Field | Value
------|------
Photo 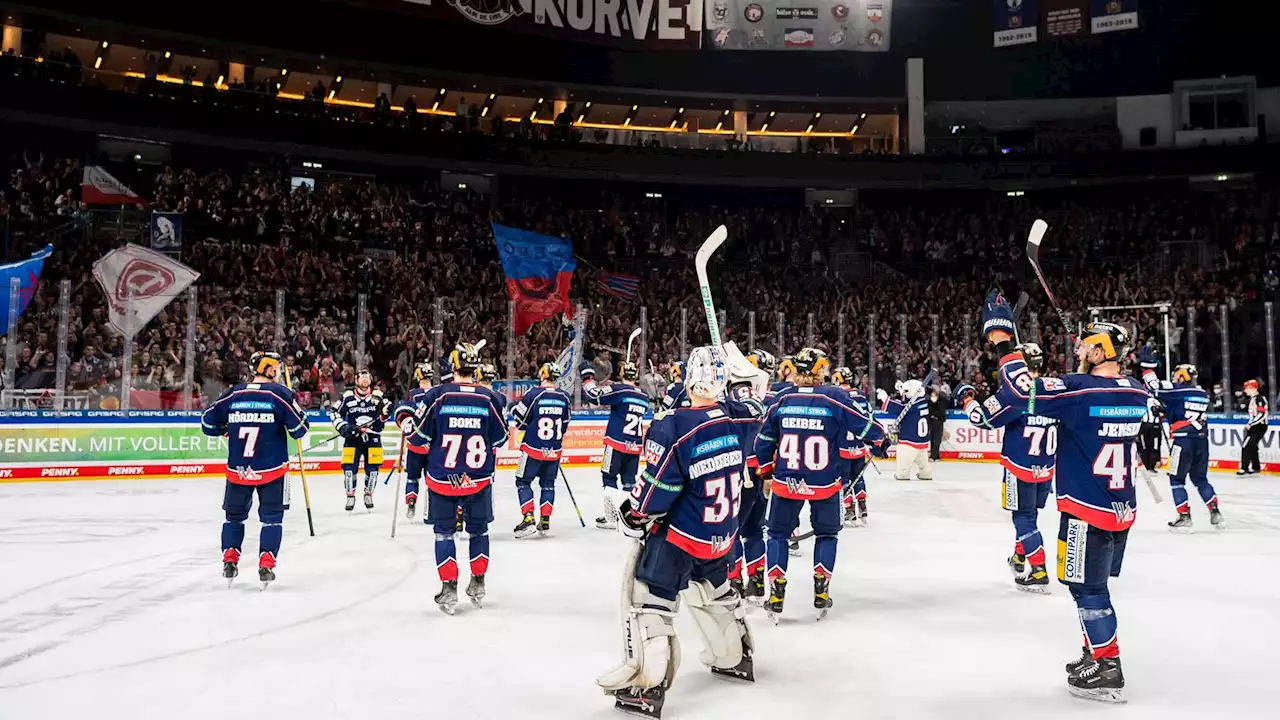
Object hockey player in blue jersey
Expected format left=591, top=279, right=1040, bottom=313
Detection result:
left=201, top=351, right=309, bottom=588
left=331, top=368, right=392, bottom=511
left=957, top=342, right=1058, bottom=593
left=832, top=366, right=877, bottom=526
left=596, top=345, right=760, bottom=719
left=509, top=363, right=572, bottom=538
left=726, top=349, right=773, bottom=602
left=982, top=290, right=1149, bottom=702
left=583, top=360, right=650, bottom=529
left=1138, top=349, right=1224, bottom=529
left=392, top=362, right=435, bottom=520
left=415, top=342, right=508, bottom=614
left=477, top=362, right=507, bottom=413
left=878, top=377, right=933, bottom=481
left=659, top=361, right=689, bottom=410
left=766, top=354, right=796, bottom=406
left=754, top=348, right=884, bottom=622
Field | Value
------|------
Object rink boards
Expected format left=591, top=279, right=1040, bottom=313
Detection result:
left=0, top=409, right=1275, bottom=481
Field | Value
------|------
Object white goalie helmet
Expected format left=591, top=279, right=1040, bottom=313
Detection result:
left=686, top=345, right=729, bottom=400
left=899, top=379, right=924, bottom=399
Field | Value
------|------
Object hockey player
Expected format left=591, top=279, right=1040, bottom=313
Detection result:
left=582, top=360, right=649, bottom=529
left=832, top=366, right=876, bottom=526
left=596, top=346, right=760, bottom=718
left=414, top=343, right=508, bottom=614
left=392, top=362, right=435, bottom=519
left=201, top=351, right=309, bottom=588
left=1137, top=349, right=1223, bottom=529
left=727, top=349, right=773, bottom=601
left=508, top=363, right=572, bottom=538
left=878, top=378, right=933, bottom=481
left=956, top=342, right=1058, bottom=593
left=754, top=348, right=883, bottom=622
left=331, top=368, right=392, bottom=511
left=478, top=362, right=506, bottom=412
left=1239, top=379, right=1268, bottom=475
left=659, top=361, right=689, bottom=410
left=1134, top=393, right=1165, bottom=488
left=982, top=290, right=1149, bottom=702
left=766, top=355, right=797, bottom=405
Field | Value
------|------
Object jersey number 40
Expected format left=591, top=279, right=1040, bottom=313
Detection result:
left=778, top=434, right=830, bottom=471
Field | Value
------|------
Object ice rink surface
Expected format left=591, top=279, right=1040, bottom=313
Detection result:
left=1, top=463, right=1277, bottom=720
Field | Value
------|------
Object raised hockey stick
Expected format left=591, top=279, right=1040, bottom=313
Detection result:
left=625, top=327, right=642, bottom=363
left=695, top=225, right=729, bottom=346
left=282, top=363, right=316, bottom=537
left=558, top=465, right=587, bottom=528
left=1025, top=219, right=1075, bottom=343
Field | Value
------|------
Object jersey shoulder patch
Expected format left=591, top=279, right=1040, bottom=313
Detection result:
left=342, top=389, right=355, bottom=398
left=1041, top=377, right=1066, bottom=391
left=372, top=390, right=384, bottom=398
left=983, top=395, right=1003, bottom=414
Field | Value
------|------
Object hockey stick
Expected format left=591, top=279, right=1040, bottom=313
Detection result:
left=794, top=458, right=875, bottom=541
left=282, top=364, right=316, bottom=537
left=388, top=440, right=408, bottom=537
left=625, top=327, right=641, bottom=363
left=1024, top=219, right=1075, bottom=343
left=695, top=225, right=729, bottom=346
left=558, top=464, right=587, bottom=528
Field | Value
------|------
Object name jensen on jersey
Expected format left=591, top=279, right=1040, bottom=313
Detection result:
left=689, top=450, right=744, bottom=479
left=227, top=412, right=277, bottom=424
left=1100, top=422, right=1141, bottom=438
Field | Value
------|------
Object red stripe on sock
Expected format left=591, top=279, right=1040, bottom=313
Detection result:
left=223, top=548, right=241, bottom=563
left=437, top=558, right=459, bottom=582
left=1027, top=547, right=1046, bottom=565
left=259, top=552, right=276, bottom=569
left=470, top=556, right=489, bottom=577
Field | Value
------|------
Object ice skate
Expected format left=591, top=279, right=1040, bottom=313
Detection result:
left=222, top=561, right=238, bottom=588
left=711, top=651, right=755, bottom=683
left=764, top=577, right=787, bottom=624
left=612, top=684, right=665, bottom=719
left=856, top=498, right=868, bottom=526
left=513, top=513, right=539, bottom=539
left=405, top=498, right=416, bottom=520
left=435, top=580, right=459, bottom=615
left=344, top=493, right=356, bottom=512
left=258, top=567, right=275, bottom=590
left=730, top=575, right=744, bottom=599
left=1007, top=553, right=1027, bottom=579
left=814, top=573, right=833, bottom=621
left=1168, top=512, right=1193, bottom=531
left=363, top=491, right=374, bottom=511
left=537, top=516, right=551, bottom=536
left=466, top=575, right=486, bottom=608
left=744, top=570, right=766, bottom=603
left=597, top=493, right=619, bottom=530
left=842, top=501, right=858, bottom=527
left=1065, top=646, right=1093, bottom=676
left=1210, top=505, right=1226, bottom=529
left=1068, top=656, right=1126, bottom=704
left=1014, top=564, right=1050, bottom=594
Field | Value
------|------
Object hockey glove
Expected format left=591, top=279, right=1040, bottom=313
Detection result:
left=616, top=499, right=655, bottom=540
left=981, top=289, right=1016, bottom=342
left=871, top=438, right=891, bottom=459
left=953, top=383, right=977, bottom=406
left=399, top=417, right=415, bottom=435
left=1138, top=345, right=1159, bottom=373
left=875, top=388, right=889, bottom=407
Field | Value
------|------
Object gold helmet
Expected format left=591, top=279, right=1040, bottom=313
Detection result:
left=1080, top=321, right=1128, bottom=362
left=747, top=349, right=777, bottom=375
left=537, top=362, right=562, bottom=383
left=448, top=342, right=481, bottom=374
left=1173, top=364, right=1198, bottom=384
left=478, top=363, right=499, bottom=384
left=414, top=362, right=435, bottom=383
left=792, top=348, right=830, bottom=379
left=831, top=366, right=854, bottom=387
left=778, top=355, right=797, bottom=380
left=250, top=351, right=282, bottom=378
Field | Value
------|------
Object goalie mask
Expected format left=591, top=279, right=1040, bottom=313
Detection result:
left=685, top=346, right=728, bottom=400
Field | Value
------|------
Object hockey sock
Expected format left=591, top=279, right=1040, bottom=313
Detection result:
left=516, top=479, right=535, bottom=516
left=259, top=522, right=283, bottom=562
left=744, top=540, right=766, bottom=576
left=222, top=520, right=246, bottom=557
left=1193, top=480, right=1218, bottom=508
left=766, top=536, right=791, bottom=581
left=435, top=533, right=459, bottom=581
left=405, top=478, right=418, bottom=501
left=813, top=535, right=837, bottom=578
left=853, top=477, right=867, bottom=499
left=1070, top=587, right=1119, bottom=659
left=728, top=541, right=744, bottom=580
left=539, top=484, right=555, bottom=518
left=1012, top=511, right=1044, bottom=565
left=601, top=472, right=617, bottom=490
left=343, top=469, right=357, bottom=494
left=469, top=531, right=490, bottom=576
left=1170, top=478, right=1190, bottom=513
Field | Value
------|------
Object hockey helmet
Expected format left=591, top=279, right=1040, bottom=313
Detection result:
left=1018, top=342, right=1045, bottom=373
left=449, top=342, right=482, bottom=374
left=792, top=348, right=830, bottom=379
left=1173, top=364, right=1198, bottom=384
left=685, top=346, right=728, bottom=400
left=832, top=366, right=854, bottom=387
left=620, top=361, right=640, bottom=382
left=414, top=362, right=435, bottom=383
left=1080, top=321, right=1129, bottom=362
left=747, top=349, right=778, bottom=375
left=537, top=362, right=562, bottom=383
left=669, top=361, right=685, bottom=383
left=778, top=355, right=797, bottom=380
left=478, top=363, right=499, bottom=385
left=250, top=351, right=282, bottom=378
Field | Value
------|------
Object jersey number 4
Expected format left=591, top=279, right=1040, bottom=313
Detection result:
left=442, top=434, right=488, bottom=470
left=703, top=472, right=744, bottom=524
left=778, top=434, right=830, bottom=471
left=1093, top=443, right=1130, bottom=490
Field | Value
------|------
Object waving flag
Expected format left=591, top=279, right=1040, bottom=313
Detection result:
left=0, top=244, right=53, bottom=338
left=82, top=166, right=145, bottom=206
left=92, top=244, right=200, bottom=338
left=599, top=271, right=641, bottom=302
left=492, top=223, right=576, bottom=336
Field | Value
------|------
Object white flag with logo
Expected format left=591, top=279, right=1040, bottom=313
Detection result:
left=92, top=244, right=200, bottom=338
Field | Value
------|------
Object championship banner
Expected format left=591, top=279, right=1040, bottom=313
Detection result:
left=1042, top=0, right=1087, bottom=39
left=492, top=223, right=576, bottom=336
left=150, top=212, right=184, bottom=253
left=1091, top=0, right=1137, bottom=34
left=92, top=244, right=200, bottom=338
left=391, top=0, right=702, bottom=49
left=706, top=0, right=891, bottom=51
left=993, top=0, right=1037, bottom=47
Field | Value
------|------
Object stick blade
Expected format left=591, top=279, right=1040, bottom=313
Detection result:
left=1027, top=219, right=1049, bottom=249
left=695, top=225, right=729, bottom=270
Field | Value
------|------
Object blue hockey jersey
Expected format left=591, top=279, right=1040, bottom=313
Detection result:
left=201, top=382, right=309, bottom=485
left=415, top=383, right=508, bottom=497
left=392, top=387, right=432, bottom=455
left=632, top=400, right=762, bottom=559
left=840, top=388, right=875, bottom=459
left=510, top=385, right=573, bottom=461
left=764, top=381, right=797, bottom=408
left=660, top=381, right=690, bottom=411
left=331, top=388, right=390, bottom=444
left=994, top=350, right=1149, bottom=531
left=584, top=380, right=649, bottom=454
left=755, top=386, right=884, bottom=501
left=1141, top=369, right=1209, bottom=440
left=881, top=395, right=931, bottom=448
left=965, top=394, right=1058, bottom=483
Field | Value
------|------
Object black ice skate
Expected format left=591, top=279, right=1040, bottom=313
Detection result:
left=435, top=580, right=459, bottom=615
left=1068, top=656, right=1125, bottom=704
left=857, top=498, right=868, bottom=524
left=711, top=650, right=755, bottom=683
left=1015, top=564, right=1050, bottom=594
left=1065, top=646, right=1093, bottom=676
left=1008, top=553, right=1027, bottom=579
left=787, top=538, right=800, bottom=556
left=466, top=575, right=486, bottom=608
left=1210, top=505, right=1226, bottom=529
left=595, top=515, right=617, bottom=530
left=814, top=573, right=833, bottom=621
left=345, top=494, right=356, bottom=512
left=1168, top=512, right=1193, bottom=530
left=405, top=498, right=416, bottom=520
left=537, top=516, right=551, bottom=536
left=612, top=684, right=666, bottom=719
left=363, top=491, right=374, bottom=511
left=222, top=561, right=239, bottom=588
left=745, top=570, right=766, bottom=603
left=730, top=575, right=744, bottom=599
left=513, top=513, right=538, bottom=539
left=258, top=567, right=275, bottom=590
left=842, top=502, right=858, bottom=527
left=764, top=577, right=787, bottom=624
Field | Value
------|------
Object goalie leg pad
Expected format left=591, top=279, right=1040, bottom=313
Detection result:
left=599, top=539, right=683, bottom=693
left=681, top=578, right=753, bottom=671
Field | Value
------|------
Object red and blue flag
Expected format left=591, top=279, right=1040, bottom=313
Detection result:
left=0, top=244, right=53, bottom=338
left=492, top=224, right=576, bottom=336
left=599, top=271, right=641, bottom=302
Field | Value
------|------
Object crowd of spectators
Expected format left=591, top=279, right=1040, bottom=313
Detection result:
left=2, top=146, right=1278, bottom=413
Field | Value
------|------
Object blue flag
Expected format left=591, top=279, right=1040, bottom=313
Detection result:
left=491, top=223, right=576, bottom=335
left=0, top=244, right=53, bottom=337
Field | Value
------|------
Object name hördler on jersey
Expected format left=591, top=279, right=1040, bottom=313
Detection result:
left=423, top=0, right=702, bottom=45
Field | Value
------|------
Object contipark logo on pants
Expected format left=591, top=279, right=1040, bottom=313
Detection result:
left=1059, top=517, right=1088, bottom=584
